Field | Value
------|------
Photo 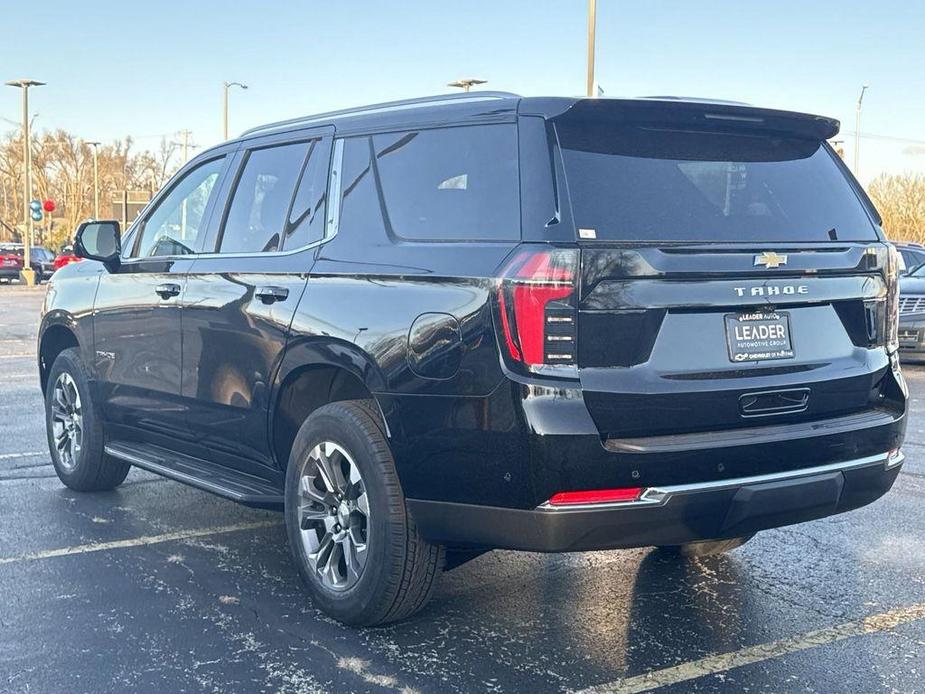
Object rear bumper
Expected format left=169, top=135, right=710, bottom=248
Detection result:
left=408, top=450, right=903, bottom=552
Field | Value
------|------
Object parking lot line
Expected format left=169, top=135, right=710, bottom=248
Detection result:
left=0, top=451, right=45, bottom=460
left=574, top=602, right=925, bottom=694
left=0, top=519, right=282, bottom=566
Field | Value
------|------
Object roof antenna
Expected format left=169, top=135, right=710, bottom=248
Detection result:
left=828, top=228, right=838, bottom=241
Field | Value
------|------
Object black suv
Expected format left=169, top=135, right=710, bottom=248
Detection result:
left=40, top=93, right=907, bottom=625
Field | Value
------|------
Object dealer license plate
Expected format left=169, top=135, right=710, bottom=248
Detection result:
left=725, top=311, right=794, bottom=362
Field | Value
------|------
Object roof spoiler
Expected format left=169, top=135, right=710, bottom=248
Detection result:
left=543, top=98, right=840, bottom=141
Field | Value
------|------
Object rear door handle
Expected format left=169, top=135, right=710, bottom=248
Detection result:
left=155, top=283, right=181, bottom=299
left=255, top=285, right=289, bottom=304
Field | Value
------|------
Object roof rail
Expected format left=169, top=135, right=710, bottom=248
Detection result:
left=240, top=91, right=520, bottom=138
left=637, top=95, right=752, bottom=106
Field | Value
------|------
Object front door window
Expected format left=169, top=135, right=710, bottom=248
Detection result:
left=135, top=157, right=226, bottom=257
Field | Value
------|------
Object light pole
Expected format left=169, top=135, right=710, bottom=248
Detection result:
left=86, top=141, right=101, bottom=219
left=586, top=0, right=597, bottom=97
left=854, top=84, right=869, bottom=177
left=5, top=78, right=45, bottom=285
left=447, top=79, right=487, bottom=93
left=223, top=81, right=248, bottom=140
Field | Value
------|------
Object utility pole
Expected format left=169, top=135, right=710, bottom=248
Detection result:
left=5, top=78, right=45, bottom=285
left=447, top=78, right=486, bottom=93
left=586, top=0, right=597, bottom=97
left=87, top=141, right=101, bottom=219
left=223, top=81, right=248, bottom=140
left=178, top=129, right=192, bottom=163
left=854, top=84, right=869, bottom=177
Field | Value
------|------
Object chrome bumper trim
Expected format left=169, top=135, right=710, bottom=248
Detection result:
left=536, top=449, right=903, bottom=512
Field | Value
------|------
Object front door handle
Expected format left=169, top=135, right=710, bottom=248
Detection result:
left=155, top=282, right=181, bottom=299
left=255, top=285, right=289, bottom=304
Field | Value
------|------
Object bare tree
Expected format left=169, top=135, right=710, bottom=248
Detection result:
left=869, top=173, right=925, bottom=243
left=0, top=127, right=181, bottom=248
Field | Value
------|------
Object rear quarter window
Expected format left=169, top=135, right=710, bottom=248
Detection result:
left=337, top=124, right=520, bottom=244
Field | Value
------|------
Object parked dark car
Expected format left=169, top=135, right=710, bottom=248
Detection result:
left=898, top=264, right=925, bottom=361
left=896, top=242, right=925, bottom=276
left=32, top=247, right=56, bottom=280
left=39, top=93, right=907, bottom=625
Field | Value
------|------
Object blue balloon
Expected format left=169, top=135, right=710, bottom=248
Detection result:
left=31, top=210, right=43, bottom=221
left=29, top=200, right=42, bottom=212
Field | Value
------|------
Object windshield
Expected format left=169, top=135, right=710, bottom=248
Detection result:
left=557, top=122, right=878, bottom=243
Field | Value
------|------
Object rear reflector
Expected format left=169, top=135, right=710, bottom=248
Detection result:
left=546, top=487, right=644, bottom=506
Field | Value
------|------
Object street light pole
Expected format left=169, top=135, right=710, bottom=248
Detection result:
left=86, top=142, right=101, bottom=219
left=222, top=81, right=248, bottom=140
left=854, top=84, right=869, bottom=177
left=586, top=0, right=597, bottom=97
left=5, top=78, right=45, bottom=286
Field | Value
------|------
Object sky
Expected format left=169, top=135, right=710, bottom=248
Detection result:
left=1, top=1, right=924, bottom=183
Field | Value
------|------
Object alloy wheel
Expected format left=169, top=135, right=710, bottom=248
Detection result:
left=50, top=372, right=83, bottom=472
left=297, top=441, right=370, bottom=591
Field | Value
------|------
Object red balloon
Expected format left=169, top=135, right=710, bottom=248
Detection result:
left=43, top=199, right=55, bottom=212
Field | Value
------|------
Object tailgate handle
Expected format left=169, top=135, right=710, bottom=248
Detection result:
left=739, top=388, right=810, bottom=417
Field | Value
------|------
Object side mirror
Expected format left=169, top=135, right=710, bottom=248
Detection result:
left=74, top=220, right=121, bottom=269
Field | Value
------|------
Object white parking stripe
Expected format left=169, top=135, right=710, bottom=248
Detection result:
left=0, top=353, right=34, bottom=359
left=0, top=520, right=282, bottom=566
left=0, top=451, right=45, bottom=460
left=574, top=602, right=925, bottom=693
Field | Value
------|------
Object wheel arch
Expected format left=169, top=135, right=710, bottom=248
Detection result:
left=269, top=338, right=399, bottom=470
left=38, top=318, right=80, bottom=393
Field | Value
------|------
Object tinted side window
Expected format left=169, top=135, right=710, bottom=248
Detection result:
left=372, top=125, right=519, bottom=241
left=283, top=138, right=331, bottom=249
left=220, top=142, right=309, bottom=254
left=136, top=157, right=225, bottom=257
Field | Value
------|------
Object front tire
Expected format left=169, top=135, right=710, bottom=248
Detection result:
left=45, top=348, right=130, bottom=491
left=285, top=400, right=444, bottom=626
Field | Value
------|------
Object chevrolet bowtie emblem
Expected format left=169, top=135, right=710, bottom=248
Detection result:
left=754, top=251, right=788, bottom=269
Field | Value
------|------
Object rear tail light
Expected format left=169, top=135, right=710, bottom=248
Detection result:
left=496, top=246, right=578, bottom=375
left=886, top=244, right=901, bottom=353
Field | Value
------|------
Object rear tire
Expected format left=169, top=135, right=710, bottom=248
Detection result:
left=45, top=348, right=130, bottom=491
left=285, top=400, right=444, bottom=626
left=656, top=534, right=755, bottom=557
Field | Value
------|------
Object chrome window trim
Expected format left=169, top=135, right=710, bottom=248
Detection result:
left=116, top=237, right=326, bottom=264
left=324, top=138, right=344, bottom=245
left=535, top=450, right=903, bottom=512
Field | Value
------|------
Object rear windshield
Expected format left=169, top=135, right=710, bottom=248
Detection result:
left=557, top=122, right=878, bottom=242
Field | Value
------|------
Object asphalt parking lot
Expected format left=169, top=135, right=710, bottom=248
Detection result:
left=1, top=285, right=924, bottom=694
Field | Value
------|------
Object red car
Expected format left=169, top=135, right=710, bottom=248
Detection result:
left=0, top=249, right=24, bottom=283
left=53, top=250, right=81, bottom=271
